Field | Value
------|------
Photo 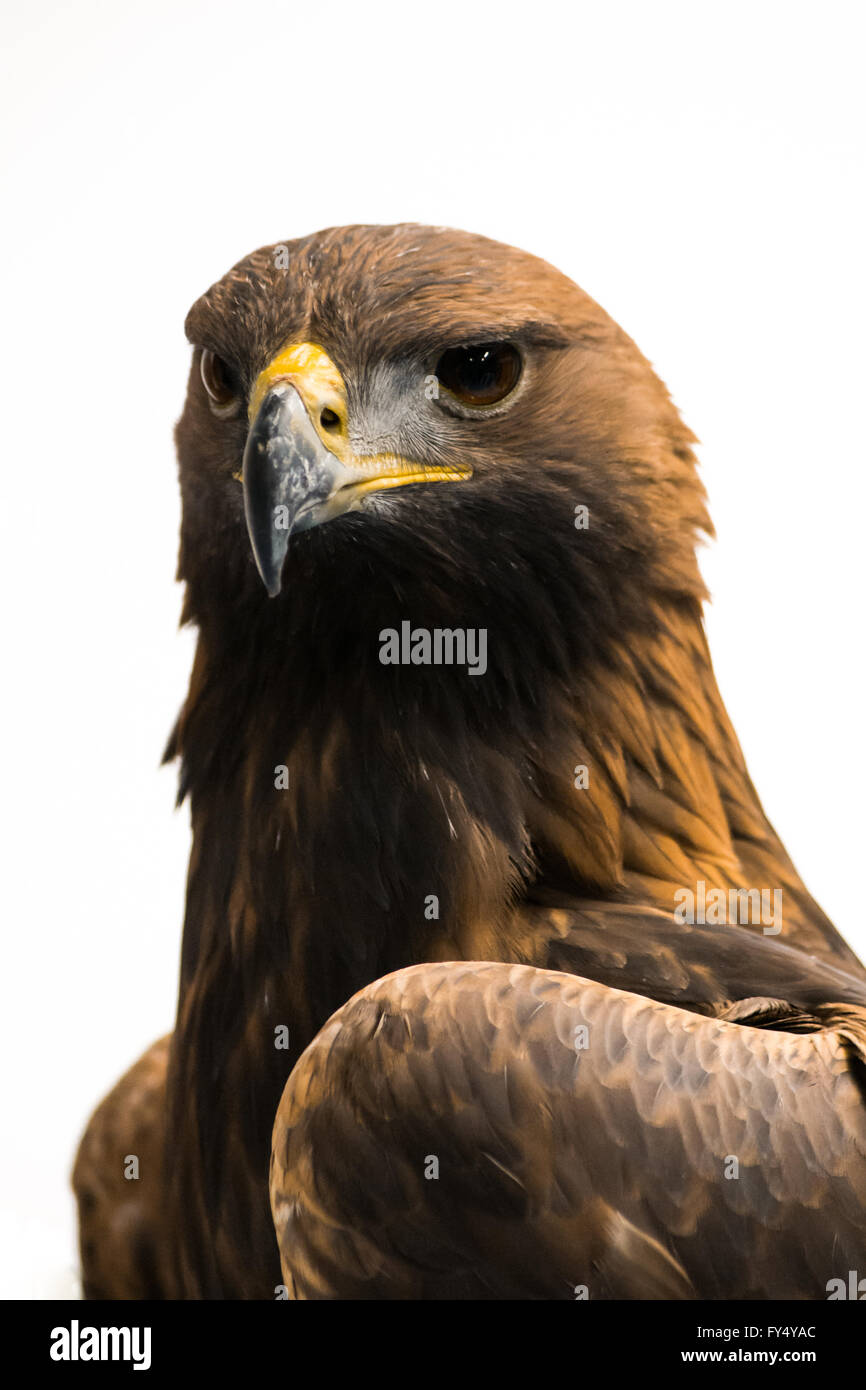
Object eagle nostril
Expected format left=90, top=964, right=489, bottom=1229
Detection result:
left=320, top=407, right=341, bottom=433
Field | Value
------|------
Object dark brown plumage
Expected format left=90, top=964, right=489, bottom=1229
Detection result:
left=74, top=224, right=866, bottom=1300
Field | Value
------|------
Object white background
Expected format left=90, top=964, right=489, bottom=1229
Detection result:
left=1, top=0, right=863, bottom=1298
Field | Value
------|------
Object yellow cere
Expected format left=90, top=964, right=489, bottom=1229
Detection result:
left=248, top=342, right=347, bottom=427
left=248, top=340, right=472, bottom=488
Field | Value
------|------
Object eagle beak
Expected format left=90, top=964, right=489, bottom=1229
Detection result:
left=242, top=341, right=471, bottom=597
left=242, top=382, right=351, bottom=597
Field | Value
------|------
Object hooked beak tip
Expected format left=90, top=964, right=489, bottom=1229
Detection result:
left=242, top=381, right=342, bottom=597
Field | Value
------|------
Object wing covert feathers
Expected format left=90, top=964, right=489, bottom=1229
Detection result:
left=271, top=962, right=866, bottom=1299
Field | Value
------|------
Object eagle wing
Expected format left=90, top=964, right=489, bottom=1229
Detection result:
left=521, top=899, right=866, bottom=1018
left=270, top=923, right=866, bottom=1300
left=72, top=1036, right=173, bottom=1299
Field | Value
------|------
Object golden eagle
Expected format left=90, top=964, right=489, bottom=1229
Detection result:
left=74, top=224, right=866, bottom=1300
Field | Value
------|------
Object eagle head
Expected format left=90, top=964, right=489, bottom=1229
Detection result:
left=175, top=224, right=709, bottom=689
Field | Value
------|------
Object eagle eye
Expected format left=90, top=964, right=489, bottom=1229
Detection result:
left=200, top=349, right=241, bottom=416
left=434, top=342, right=522, bottom=408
